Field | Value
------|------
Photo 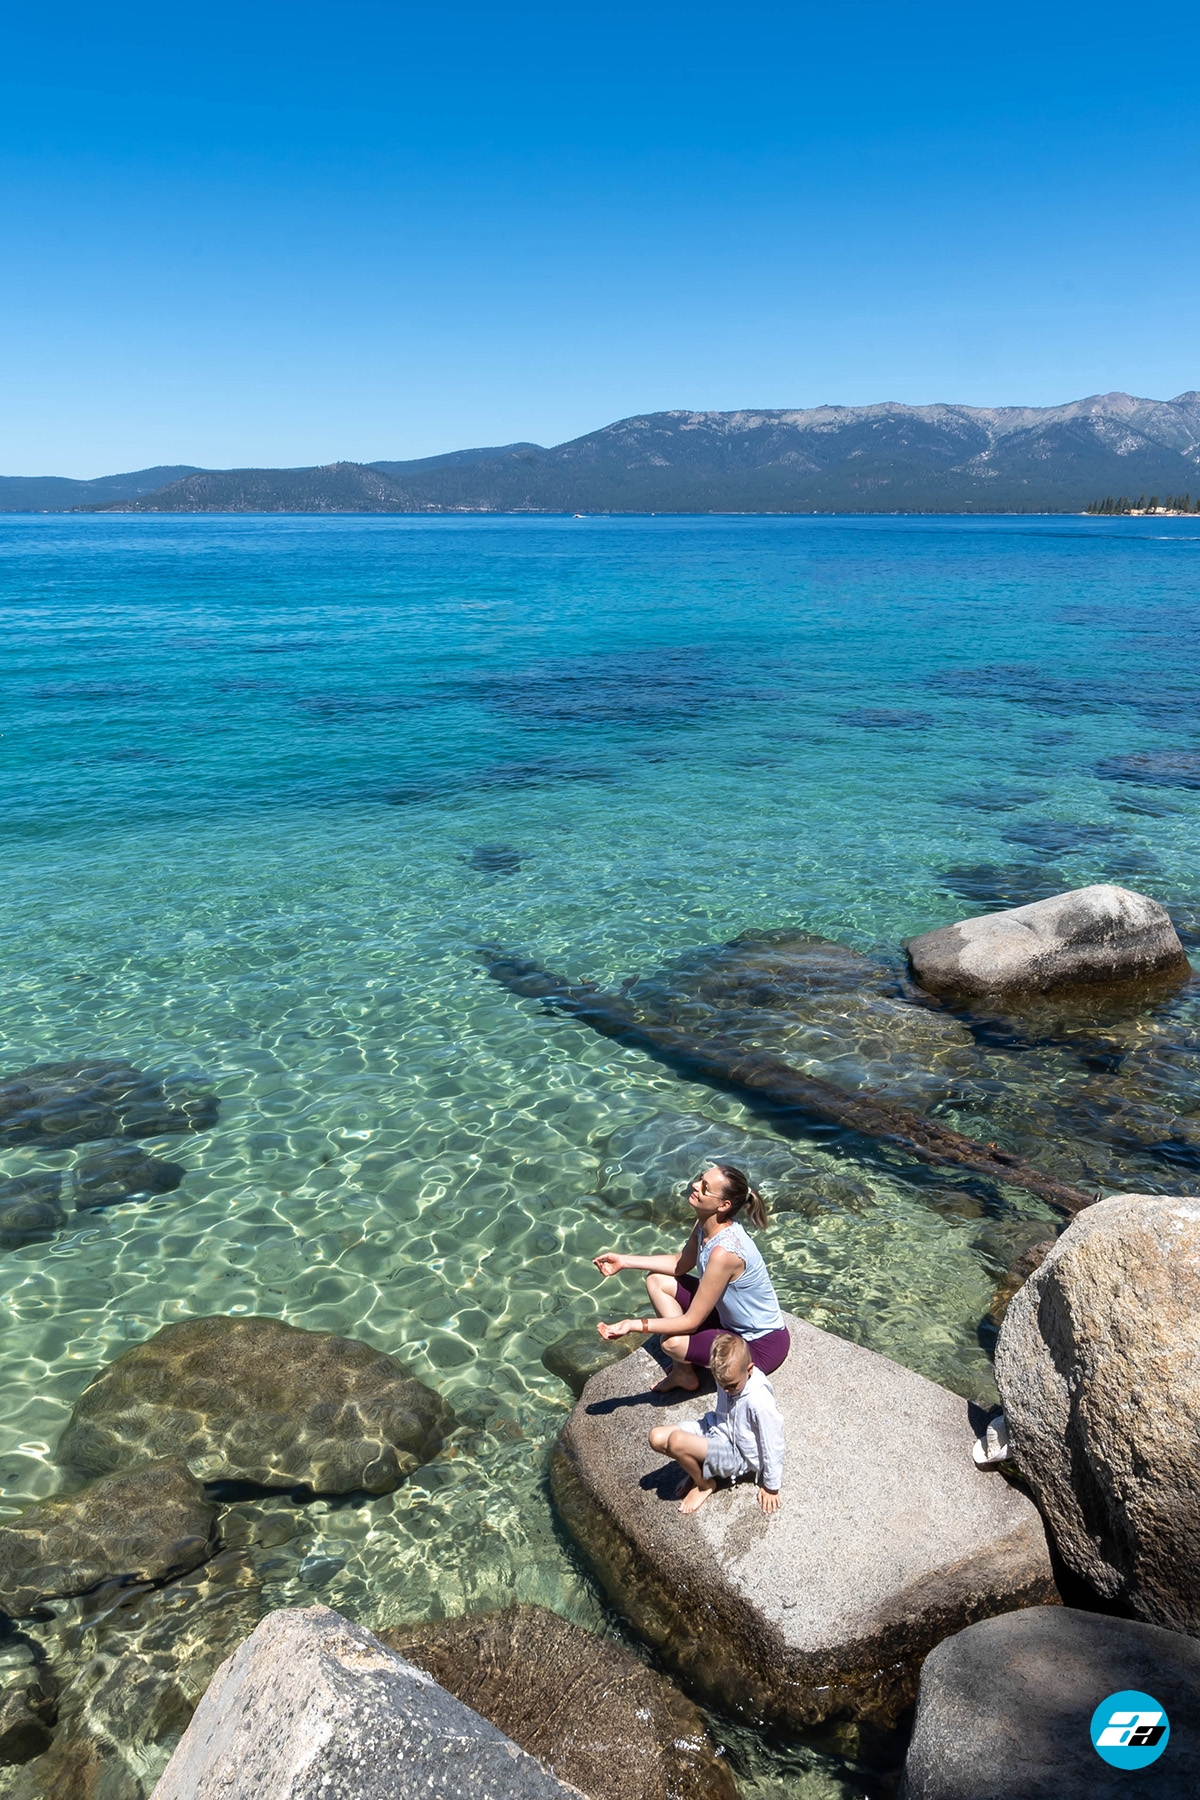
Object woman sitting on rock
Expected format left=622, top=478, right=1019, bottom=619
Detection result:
left=594, top=1164, right=790, bottom=1392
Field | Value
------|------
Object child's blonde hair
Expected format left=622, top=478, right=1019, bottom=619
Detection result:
left=710, top=1332, right=752, bottom=1386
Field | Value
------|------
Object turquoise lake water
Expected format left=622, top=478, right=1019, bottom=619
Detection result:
left=2, top=511, right=1199, bottom=1795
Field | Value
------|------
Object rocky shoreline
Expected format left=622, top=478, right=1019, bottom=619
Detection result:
left=0, top=883, right=1196, bottom=1797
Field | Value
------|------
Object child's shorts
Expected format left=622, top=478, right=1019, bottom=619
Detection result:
left=674, top=1412, right=752, bottom=1482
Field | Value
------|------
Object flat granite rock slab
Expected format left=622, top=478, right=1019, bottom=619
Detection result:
left=152, top=1605, right=585, bottom=1800
left=551, top=1316, right=1056, bottom=1730
left=901, top=1606, right=1200, bottom=1799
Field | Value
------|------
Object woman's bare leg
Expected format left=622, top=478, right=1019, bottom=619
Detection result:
left=644, top=1272, right=700, bottom=1392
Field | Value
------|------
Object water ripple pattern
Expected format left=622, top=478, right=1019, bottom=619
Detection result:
left=1, top=511, right=1199, bottom=1796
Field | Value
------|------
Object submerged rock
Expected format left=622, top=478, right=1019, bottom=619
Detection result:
left=484, top=946, right=1096, bottom=1215
left=0, top=1463, right=217, bottom=1618
left=152, top=1605, right=584, bottom=1800
left=381, top=1603, right=737, bottom=1800
left=0, top=1060, right=218, bottom=1149
left=57, top=1315, right=454, bottom=1495
left=0, top=1679, right=57, bottom=1767
left=541, top=1329, right=644, bottom=1398
left=10, top=1547, right=262, bottom=1800
left=464, top=844, right=525, bottom=874
left=0, top=1146, right=186, bottom=1240
left=552, top=1318, right=1055, bottom=1730
left=907, top=884, right=1188, bottom=999
left=1095, top=749, right=1200, bottom=789
left=598, top=1110, right=821, bottom=1223
left=625, top=930, right=977, bottom=1103
left=982, top=1238, right=1056, bottom=1335
left=0, top=1196, right=67, bottom=1245
left=995, top=1195, right=1200, bottom=1632
left=901, top=1607, right=1200, bottom=1799
left=0, top=1174, right=64, bottom=1211
left=73, top=1144, right=186, bottom=1210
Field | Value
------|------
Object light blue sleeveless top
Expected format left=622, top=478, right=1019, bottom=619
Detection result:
left=695, top=1219, right=785, bottom=1340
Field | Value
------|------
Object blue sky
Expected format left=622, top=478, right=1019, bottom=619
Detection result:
left=2, top=0, right=1198, bottom=473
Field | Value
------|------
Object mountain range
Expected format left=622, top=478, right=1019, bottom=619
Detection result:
left=4, top=392, right=1199, bottom=514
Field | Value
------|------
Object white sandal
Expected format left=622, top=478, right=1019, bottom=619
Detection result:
left=972, top=1413, right=1010, bottom=1468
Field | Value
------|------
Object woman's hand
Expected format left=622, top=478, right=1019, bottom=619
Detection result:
left=593, top=1252, right=625, bottom=1278
left=596, top=1318, right=641, bottom=1340
left=757, top=1487, right=781, bottom=1515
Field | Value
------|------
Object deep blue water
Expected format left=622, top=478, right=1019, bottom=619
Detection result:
left=2, top=511, right=1199, bottom=1796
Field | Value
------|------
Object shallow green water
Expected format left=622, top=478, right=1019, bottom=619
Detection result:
left=2, top=511, right=1199, bottom=1795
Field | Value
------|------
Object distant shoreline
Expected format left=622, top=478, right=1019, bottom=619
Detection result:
left=3, top=391, right=1198, bottom=516
left=6, top=506, right=1196, bottom=519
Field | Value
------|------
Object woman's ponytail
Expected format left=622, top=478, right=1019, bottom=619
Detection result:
left=714, top=1163, right=770, bottom=1230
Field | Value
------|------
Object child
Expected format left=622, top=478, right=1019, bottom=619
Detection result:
left=648, top=1331, right=784, bottom=1515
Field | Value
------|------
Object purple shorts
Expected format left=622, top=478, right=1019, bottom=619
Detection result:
left=672, top=1277, right=791, bottom=1375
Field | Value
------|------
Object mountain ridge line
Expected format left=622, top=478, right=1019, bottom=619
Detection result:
left=3, top=391, right=1198, bottom=514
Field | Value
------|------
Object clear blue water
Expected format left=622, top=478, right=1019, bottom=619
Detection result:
left=2, top=511, right=1199, bottom=1796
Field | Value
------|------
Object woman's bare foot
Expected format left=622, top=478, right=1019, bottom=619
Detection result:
left=679, top=1481, right=715, bottom=1514
left=652, top=1363, right=700, bottom=1393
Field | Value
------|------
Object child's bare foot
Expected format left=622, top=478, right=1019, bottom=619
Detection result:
left=652, top=1364, right=700, bottom=1393
left=679, top=1481, right=715, bottom=1514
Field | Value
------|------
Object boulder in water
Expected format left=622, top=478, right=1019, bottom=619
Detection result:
left=0, top=1682, right=56, bottom=1767
left=0, top=1196, right=67, bottom=1245
left=0, top=1174, right=64, bottom=1211
left=907, top=885, right=1188, bottom=999
left=982, top=1238, right=1056, bottom=1336
left=0, top=1060, right=218, bottom=1149
left=541, top=1329, right=644, bottom=1398
left=57, top=1315, right=454, bottom=1496
left=8, top=1548, right=262, bottom=1800
left=901, top=1606, right=1200, bottom=1799
left=464, top=844, right=524, bottom=874
left=73, top=1144, right=186, bottom=1210
left=552, top=1317, right=1055, bottom=1730
left=0, top=1463, right=217, bottom=1618
left=995, top=1194, right=1200, bottom=1631
left=625, top=930, right=977, bottom=1103
left=0, top=1145, right=187, bottom=1236
left=381, top=1603, right=737, bottom=1800
left=152, top=1605, right=584, bottom=1800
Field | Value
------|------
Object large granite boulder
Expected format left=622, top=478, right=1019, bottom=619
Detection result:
left=151, top=1605, right=584, bottom=1800
left=902, top=1606, right=1200, bottom=1799
left=57, top=1316, right=454, bottom=1496
left=552, top=1318, right=1055, bottom=1730
left=381, top=1603, right=736, bottom=1800
left=0, top=1462, right=217, bottom=1617
left=906, top=885, right=1188, bottom=998
left=0, top=1059, right=217, bottom=1149
left=995, top=1194, right=1200, bottom=1631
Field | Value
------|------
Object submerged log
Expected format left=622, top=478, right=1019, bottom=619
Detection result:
left=480, top=948, right=1095, bottom=1216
